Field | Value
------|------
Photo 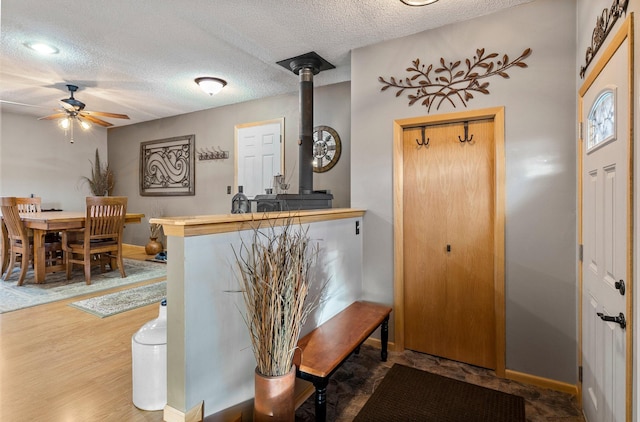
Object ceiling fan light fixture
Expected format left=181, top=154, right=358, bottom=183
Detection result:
left=58, top=117, right=71, bottom=130
left=400, top=0, right=439, bottom=5
left=195, top=77, right=227, bottom=96
left=79, top=118, right=91, bottom=130
left=24, top=41, right=59, bottom=55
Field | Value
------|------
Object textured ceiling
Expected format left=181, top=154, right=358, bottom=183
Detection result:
left=0, top=0, right=532, bottom=127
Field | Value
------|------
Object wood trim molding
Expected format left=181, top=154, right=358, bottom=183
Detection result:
left=151, top=208, right=366, bottom=237
left=164, top=401, right=204, bottom=422
left=392, top=107, right=506, bottom=376
left=505, top=370, right=578, bottom=396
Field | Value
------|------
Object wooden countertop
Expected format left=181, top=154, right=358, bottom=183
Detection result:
left=150, top=208, right=365, bottom=237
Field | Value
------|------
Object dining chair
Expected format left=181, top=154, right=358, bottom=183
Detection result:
left=62, top=196, right=128, bottom=285
left=0, top=197, right=63, bottom=285
left=15, top=196, right=63, bottom=267
left=15, top=197, right=42, bottom=213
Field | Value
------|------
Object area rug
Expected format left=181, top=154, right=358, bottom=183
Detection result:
left=353, top=364, right=525, bottom=422
left=69, top=281, right=166, bottom=317
left=0, top=259, right=166, bottom=314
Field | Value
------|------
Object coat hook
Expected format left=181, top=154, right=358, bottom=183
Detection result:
left=458, top=121, right=473, bottom=143
left=416, top=126, right=430, bottom=146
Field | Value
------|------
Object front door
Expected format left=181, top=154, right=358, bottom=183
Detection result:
left=403, top=118, right=496, bottom=369
left=579, top=17, right=632, bottom=422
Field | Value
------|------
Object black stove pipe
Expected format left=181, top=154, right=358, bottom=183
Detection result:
left=298, top=66, right=315, bottom=195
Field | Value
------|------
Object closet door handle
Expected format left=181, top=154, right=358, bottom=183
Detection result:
left=446, top=244, right=451, bottom=252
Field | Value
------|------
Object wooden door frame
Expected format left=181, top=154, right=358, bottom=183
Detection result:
left=577, top=14, right=634, bottom=420
left=392, top=107, right=506, bottom=377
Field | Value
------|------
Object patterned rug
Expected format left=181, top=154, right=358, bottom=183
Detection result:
left=69, top=281, right=166, bottom=317
left=0, top=259, right=167, bottom=313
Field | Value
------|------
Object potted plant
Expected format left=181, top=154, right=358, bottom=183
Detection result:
left=82, top=148, right=114, bottom=196
left=233, top=221, right=319, bottom=421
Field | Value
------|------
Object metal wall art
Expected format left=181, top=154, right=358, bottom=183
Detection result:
left=140, top=134, right=195, bottom=196
left=579, top=0, right=628, bottom=79
left=379, top=47, right=532, bottom=112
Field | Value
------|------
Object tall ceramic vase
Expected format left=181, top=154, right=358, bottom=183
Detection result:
left=254, top=366, right=296, bottom=422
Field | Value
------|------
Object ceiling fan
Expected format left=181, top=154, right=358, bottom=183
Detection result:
left=38, top=84, right=129, bottom=128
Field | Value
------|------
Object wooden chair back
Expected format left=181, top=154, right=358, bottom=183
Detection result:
left=1, top=197, right=30, bottom=245
left=1, top=197, right=32, bottom=284
left=15, top=197, right=42, bottom=213
left=85, top=196, right=128, bottom=243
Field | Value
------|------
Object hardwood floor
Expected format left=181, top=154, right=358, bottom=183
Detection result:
left=0, top=245, right=166, bottom=422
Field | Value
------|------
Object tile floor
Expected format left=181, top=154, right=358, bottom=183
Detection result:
left=295, top=344, right=584, bottom=422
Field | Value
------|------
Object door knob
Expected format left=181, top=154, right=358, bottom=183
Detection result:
left=615, top=279, right=626, bottom=295
left=597, top=312, right=626, bottom=329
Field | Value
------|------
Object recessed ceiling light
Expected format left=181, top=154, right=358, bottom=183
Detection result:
left=400, top=0, right=439, bottom=5
left=24, top=42, right=59, bottom=55
left=195, top=77, right=227, bottom=96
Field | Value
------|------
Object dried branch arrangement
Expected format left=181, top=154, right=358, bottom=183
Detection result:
left=234, top=221, right=319, bottom=377
left=378, top=47, right=532, bottom=112
left=82, top=148, right=114, bottom=196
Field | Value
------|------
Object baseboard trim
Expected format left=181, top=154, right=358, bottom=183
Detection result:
left=164, top=401, right=204, bottom=422
left=505, top=369, right=578, bottom=396
left=364, top=337, right=396, bottom=350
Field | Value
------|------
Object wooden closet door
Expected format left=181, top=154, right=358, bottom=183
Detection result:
left=403, top=119, right=496, bottom=369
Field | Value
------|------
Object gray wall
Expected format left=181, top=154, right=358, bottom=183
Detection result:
left=0, top=111, right=108, bottom=209
left=107, top=81, right=351, bottom=246
left=351, top=0, right=577, bottom=383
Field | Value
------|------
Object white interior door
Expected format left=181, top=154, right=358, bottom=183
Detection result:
left=235, top=119, right=283, bottom=198
left=580, top=31, right=631, bottom=422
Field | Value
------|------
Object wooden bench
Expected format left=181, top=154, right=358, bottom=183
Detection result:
left=295, top=301, right=392, bottom=422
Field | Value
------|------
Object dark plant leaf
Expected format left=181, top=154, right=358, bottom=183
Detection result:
left=439, top=76, right=449, bottom=83
left=454, top=70, right=464, bottom=78
left=381, top=85, right=389, bottom=91
left=486, top=53, right=498, bottom=59
left=487, top=62, right=494, bottom=73
left=411, top=74, right=420, bottom=80
left=503, top=54, right=509, bottom=63
left=478, top=62, right=489, bottom=68
left=498, top=71, right=510, bottom=78
left=515, top=62, right=528, bottom=68
left=477, top=48, right=485, bottom=57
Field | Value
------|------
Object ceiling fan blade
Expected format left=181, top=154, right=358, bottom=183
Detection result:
left=38, top=113, right=68, bottom=121
left=59, top=100, right=76, bottom=111
left=0, top=100, right=48, bottom=109
left=80, top=113, right=113, bottom=127
left=82, top=110, right=130, bottom=119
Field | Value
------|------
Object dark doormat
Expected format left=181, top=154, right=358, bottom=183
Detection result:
left=354, top=364, right=525, bottom=422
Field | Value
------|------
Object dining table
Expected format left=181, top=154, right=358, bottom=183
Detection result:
left=1, top=211, right=144, bottom=284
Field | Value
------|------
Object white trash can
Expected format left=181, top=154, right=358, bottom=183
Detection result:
left=132, top=298, right=167, bottom=411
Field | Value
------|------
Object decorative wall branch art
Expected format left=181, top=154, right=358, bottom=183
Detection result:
left=579, top=0, right=628, bottom=78
left=140, top=134, right=195, bottom=196
left=378, top=47, right=532, bottom=112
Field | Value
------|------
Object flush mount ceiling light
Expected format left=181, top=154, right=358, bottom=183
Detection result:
left=23, top=41, right=59, bottom=55
left=400, top=0, right=439, bottom=5
left=195, top=77, right=227, bottom=96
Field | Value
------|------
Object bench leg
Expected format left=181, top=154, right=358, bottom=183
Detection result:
left=313, top=378, right=329, bottom=422
left=381, top=316, right=389, bottom=362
